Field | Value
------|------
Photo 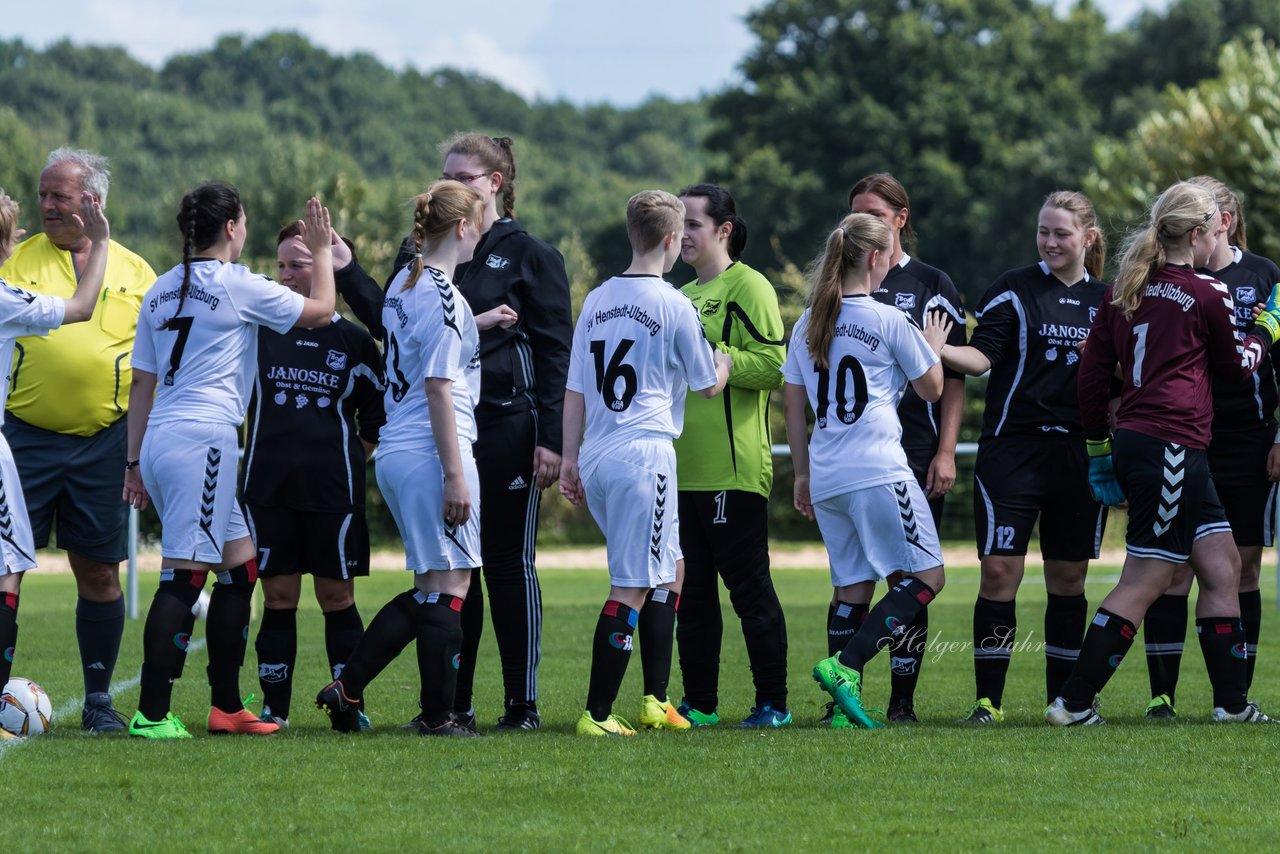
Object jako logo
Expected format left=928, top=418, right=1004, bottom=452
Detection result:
left=451, top=654, right=462, bottom=670
left=173, top=633, right=191, bottom=651
left=1231, top=644, right=1248, bottom=659
left=1108, top=654, right=1124, bottom=668
left=609, top=632, right=633, bottom=651
left=885, top=616, right=906, bottom=637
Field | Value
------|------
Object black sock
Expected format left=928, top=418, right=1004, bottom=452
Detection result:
left=450, top=570, right=483, bottom=714
left=838, top=577, right=936, bottom=673
left=324, top=604, right=364, bottom=682
left=1197, top=616, right=1248, bottom=713
left=138, top=570, right=206, bottom=721
left=414, top=592, right=464, bottom=727
left=1044, top=593, right=1087, bottom=704
left=889, top=604, right=927, bottom=707
left=585, top=600, right=637, bottom=721
left=639, top=588, right=677, bottom=702
left=206, top=563, right=256, bottom=712
left=1143, top=593, right=1187, bottom=704
left=828, top=601, right=868, bottom=657
left=1059, top=608, right=1137, bottom=712
left=1239, top=589, right=1262, bottom=692
left=255, top=607, right=297, bottom=719
left=973, top=597, right=1016, bottom=708
left=76, top=596, right=125, bottom=695
left=341, top=590, right=418, bottom=698
left=0, top=592, right=18, bottom=686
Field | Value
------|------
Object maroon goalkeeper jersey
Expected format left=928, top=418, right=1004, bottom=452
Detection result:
left=1078, top=264, right=1273, bottom=448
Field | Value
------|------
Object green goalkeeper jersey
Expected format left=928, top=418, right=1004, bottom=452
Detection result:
left=673, top=262, right=785, bottom=496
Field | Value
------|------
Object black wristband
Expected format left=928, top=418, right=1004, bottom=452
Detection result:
left=125, top=459, right=140, bottom=470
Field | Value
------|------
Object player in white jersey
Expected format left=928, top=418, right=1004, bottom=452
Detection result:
left=317, top=180, right=515, bottom=736
left=782, top=213, right=945, bottom=729
left=122, top=184, right=336, bottom=739
left=0, top=190, right=111, bottom=738
left=560, top=190, right=731, bottom=736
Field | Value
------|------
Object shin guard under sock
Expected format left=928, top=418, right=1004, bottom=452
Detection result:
left=1239, top=589, right=1261, bottom=691
left=414, top=592, right=465, bottom=727
left=451, top=570, right=483, bottom=714
left=586, top=600, right=638, bottom=721
left=255, top=607, right=297, bottom=719
left=206, top=561, right=257, bottom=712
left=0, top=592, right=18, bottom=686
left=1197, top=616, right=1248, bottom=713
left=973, top=597, right=1016, bottom=707
left=341, top=590, right=418, bottom=698
left=1143, top=593, right=1188, bottom=704
left=828, top=601, right=868, bottom=658
left=639, top=588, right=678, bottom=702
left=1044, top=593, right=1087, bottom=704
left=324, top=604, right=364, bottom=681
left=76, top=596, right=125, bottom=696
left=138, top=570, right=206, bottom=721
left=1059, top=608, right=1136, bottom=712
left=838, top=577, right=936, bottom=673
left=889, top=603, right=927, bottom=707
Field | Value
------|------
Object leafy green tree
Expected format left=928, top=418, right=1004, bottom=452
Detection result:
left=1088, top=31, right=1280, bottom=265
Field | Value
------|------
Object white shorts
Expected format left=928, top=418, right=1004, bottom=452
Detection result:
left=583, top=440, right=679, bottom=588
left=0, top=436, right=37, bottom=575
left=376, top=447, right=481, bottom=572
left=815, top=479, right=943, bottom=587
left=142, top=421, right=248, bottom=564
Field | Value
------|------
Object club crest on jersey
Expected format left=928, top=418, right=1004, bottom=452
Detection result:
left=895, top=293, right=916, bottom=310
left=326, top=350, right=347, bottom=371
left=1236, top=286, right=1258, bottom=305
left=485, top=254, right=511, bottom=270
left=700, top=298, right=722, bottom=317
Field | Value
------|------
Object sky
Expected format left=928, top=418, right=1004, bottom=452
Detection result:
left=8, top=0, right=1170, bottom=107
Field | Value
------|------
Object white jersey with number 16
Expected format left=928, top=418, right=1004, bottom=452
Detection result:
left=567, top=274, right=718, bottom=476
left=783, top=294, right=938, bottom=502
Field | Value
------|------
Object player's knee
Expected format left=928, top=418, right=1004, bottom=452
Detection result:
left=215, top=559, right=259, bottom=592
left=315, top=581, right=355, bottom=612
left=261, top=581, right=300, bottom=611
left=72, top=561, right=122, bottom=600
left=155, top=569, right=208, bottom=609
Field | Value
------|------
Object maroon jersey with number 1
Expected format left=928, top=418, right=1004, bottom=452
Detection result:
left=1078, top=264, right=1273, bottom=448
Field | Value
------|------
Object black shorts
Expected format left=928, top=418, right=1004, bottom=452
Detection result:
left=1208, top=425, right=1276, bottom=547
left=904, top=444, right=944, bottom=530
left=972, top=433, right=1105, bottom=561
left=1115, top=429, right=1230, bottom=563
left=244, top=504, right=370, bottom=580
left=1, top=415, right=129, bottom=563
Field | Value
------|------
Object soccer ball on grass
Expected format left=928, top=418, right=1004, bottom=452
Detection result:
left=1, top=678, right=53, bottom=738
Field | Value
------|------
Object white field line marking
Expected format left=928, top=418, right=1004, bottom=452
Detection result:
left=0, top=637, right=208, bottom=757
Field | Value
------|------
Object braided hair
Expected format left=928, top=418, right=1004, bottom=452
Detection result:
left=401, top=180, right=484, bottom=291
left=164, top=182, right=242, bottom=330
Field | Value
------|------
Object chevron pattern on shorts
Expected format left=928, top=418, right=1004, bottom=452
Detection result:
left=650, top=474, right=668, bottom=563
left=1152, top=444, right=1185, bottom=537
left=895, top=482, right=921, bottom=546
left=198, top=447, right=222, bottom=556
left=0, top=471, right=33, bottom=564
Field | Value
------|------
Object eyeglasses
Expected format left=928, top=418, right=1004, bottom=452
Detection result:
left=442, top=172, right=489, bottom=184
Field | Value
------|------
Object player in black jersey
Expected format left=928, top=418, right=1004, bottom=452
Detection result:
left=923, top=191, right=1108, bottom=724
left=847, top=172, right=966, bottom=722
left=331, top=134, right=570, bottom=731
left=244, top=222, right=386, bottom=729
left=1139, top=176, right=1280, bottom=719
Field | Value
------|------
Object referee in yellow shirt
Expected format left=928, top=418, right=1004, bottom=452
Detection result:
left=0, top=148, right=154, bottom=732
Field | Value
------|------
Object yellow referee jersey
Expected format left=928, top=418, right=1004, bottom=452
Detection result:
left=1, top=234, right=155, bottom=436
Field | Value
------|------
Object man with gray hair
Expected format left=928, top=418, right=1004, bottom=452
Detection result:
left=0, top=148, right=155, bottom=732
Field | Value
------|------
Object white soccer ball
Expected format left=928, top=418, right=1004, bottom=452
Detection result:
left=0, top=677, right=53, bottom=738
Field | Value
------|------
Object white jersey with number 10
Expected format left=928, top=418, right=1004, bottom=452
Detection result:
left=567, top=274, right=719, bottom=475
left=783, top=295, right=938, bottom=503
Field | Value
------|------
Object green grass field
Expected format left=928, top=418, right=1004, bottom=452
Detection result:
left=4, top=554, right=1279, bottom=850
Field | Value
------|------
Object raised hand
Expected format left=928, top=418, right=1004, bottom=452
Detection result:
left=922, top=310, right=952, bottom=355
left=299, top=197, right=333, bottom=255
left=71, top=192, right=109, bottom=244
